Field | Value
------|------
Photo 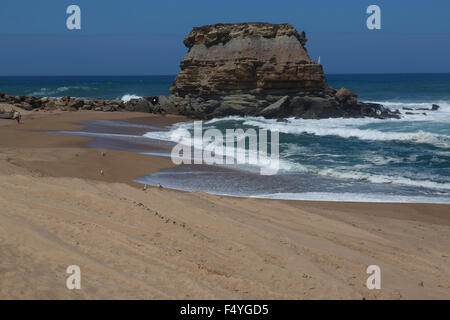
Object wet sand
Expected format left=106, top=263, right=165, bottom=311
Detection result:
left=0, top=108, right=449, bottom=299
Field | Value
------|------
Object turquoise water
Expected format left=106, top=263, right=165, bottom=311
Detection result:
left=2, top=74, right=450, bottom=203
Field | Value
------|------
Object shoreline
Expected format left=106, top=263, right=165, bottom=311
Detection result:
left=0, top=107, right=186, bottom=187
left=29, top=109, right=450, bottom=204
left=0, top=108, right=449, bottom=299
left=1, top=106, right=449, bottom=205
left=78, top=115, right=450, bottom=205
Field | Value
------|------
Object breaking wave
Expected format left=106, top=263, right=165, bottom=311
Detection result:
left=140, top=109, right=450, bottom=193
left=120, top=94, right=143, bottom=102
left=241, top=117, right=450, bottom=148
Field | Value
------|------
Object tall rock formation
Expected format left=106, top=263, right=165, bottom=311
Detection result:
left=170, top=23, right=325, bottom=97
left=164, top=23, right=399, bottom=119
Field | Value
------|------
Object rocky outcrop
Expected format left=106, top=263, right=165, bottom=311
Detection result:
left=161, top=92, right=398, bottom=120
left=170, top=23, right=325, bottom=97
left=166, top=22, right=400, bottom=119
left=0, top=94, right=161, bottom=113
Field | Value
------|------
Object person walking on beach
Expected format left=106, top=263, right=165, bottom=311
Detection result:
left=13, top=111, right=21, bottom=124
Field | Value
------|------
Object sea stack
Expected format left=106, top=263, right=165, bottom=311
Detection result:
left=163, top=22, right=399, bottom=119
left=170, top=23, right=325, bottom=96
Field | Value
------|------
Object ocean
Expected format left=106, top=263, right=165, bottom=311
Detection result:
left=2, top=74, right=449, bottom=203
left=0, top=75, right=174, bottom=102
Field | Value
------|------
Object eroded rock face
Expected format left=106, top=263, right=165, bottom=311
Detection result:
left=168, top=23, right=400, bottom=120
left=170, top=23, right=326, bottom=97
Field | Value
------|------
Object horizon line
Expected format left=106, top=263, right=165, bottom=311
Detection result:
left=1, top=72, right=450, bottom=77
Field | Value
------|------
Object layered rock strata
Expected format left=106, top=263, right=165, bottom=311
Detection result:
left=165, top=23, right=400, bottom=119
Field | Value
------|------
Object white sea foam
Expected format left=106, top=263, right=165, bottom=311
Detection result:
left=366, top=100, right=450, bottom=111
left=366, top=100, right=450, bottom=122
left=144, top=123, right=287, bottom=173
left=29, top=86, right=93, bottom=97
left=143, top=122, right=188, bottom=142
left=242, top=117, right=450, bottom=148
left=120, top=94, right=143, bottom=102
left=249, top=192, right=450, bottom=204
left=317, top=168, right=450, bottom=190
left=143, top=124, right=450, bottom=190
left=141, top=103, right=450, bottom=192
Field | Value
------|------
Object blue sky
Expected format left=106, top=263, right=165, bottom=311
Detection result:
left=0, top=0, right=449, bottom=75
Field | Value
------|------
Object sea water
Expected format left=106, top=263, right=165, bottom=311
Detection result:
left=2, top=74, right=449, bottom=203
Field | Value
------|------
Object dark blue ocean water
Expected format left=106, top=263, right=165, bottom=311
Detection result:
left=2, top=74, right=450, bottom=203
left=327, top=73, right=450, bottom=103
left=2, top=73, right=449, bottom=103
left=0, top=75, right=175, bottom=100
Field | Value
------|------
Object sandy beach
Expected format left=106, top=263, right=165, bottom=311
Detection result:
left=0, top=107, right=449, bottom=299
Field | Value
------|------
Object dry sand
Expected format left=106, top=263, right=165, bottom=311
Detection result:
left=0, top=108, right=449, bottom=299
